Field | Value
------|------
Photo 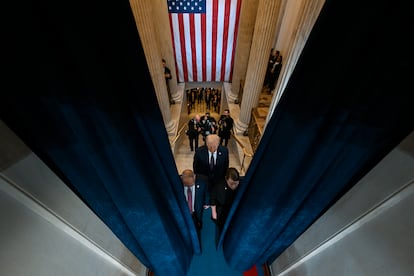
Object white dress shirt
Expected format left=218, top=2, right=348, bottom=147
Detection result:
left=208, top=151, right=217, bottom=166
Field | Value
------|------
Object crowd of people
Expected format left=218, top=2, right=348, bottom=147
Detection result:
left=186, top=87, right=222, bottom=114
left=180, top=133, right=241, bottom=249
left=163, top=53, right=278, bottom=250
left=182, top=88, right=237, bottom=248
left=166, top=49, right=282, bottom=252
left=186, top=109, right=234, bottom=151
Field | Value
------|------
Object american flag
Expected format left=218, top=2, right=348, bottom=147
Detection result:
left=167, top=0, right=242, bottom=82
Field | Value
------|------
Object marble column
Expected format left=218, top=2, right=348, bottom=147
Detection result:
left=234, top=0, right=281, bottom=134
left=229, top=0, right=259, bottom=102
left=129, top=0, right=176, bottom=135
left=265, top=0, right=325, bottom=132
left=153, top=0, right=180, bottom=103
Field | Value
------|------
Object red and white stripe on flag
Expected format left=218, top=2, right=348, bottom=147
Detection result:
left=168, top=0, right=242, bottom=82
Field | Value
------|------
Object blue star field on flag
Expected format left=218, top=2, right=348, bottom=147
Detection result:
left=167, top=0, right=206, bottom=13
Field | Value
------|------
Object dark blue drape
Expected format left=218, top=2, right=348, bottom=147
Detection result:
left=3, top=0, right=199, bottom=274
left=220, top=0, right=413, bottom=270
left=4, top=0, right=413, bottom=274
left=2, top=94, right=199, bottom=275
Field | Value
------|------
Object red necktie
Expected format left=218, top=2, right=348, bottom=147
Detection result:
left=187, top=187, right=193, bottom=213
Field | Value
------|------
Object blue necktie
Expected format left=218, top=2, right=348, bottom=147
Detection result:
left=210, top=154, right=215, bottom=171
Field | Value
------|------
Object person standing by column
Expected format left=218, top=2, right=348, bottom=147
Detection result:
left=263, top=49, right=280, bottom=90
left=162, top=58, right=174, bottom=105
left=268, top=54, right=283, bottom=92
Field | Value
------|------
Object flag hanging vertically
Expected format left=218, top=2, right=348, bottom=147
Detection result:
left=167, top=0, right=242, bottom=82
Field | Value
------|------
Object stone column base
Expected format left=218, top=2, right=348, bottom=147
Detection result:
left=171, top=91, right=182, bottom=103
left=227, top=92, right=239, bottom=103
left=234, top=118, right=249, bottom=135
left=165, top=119, right=177, bottom=136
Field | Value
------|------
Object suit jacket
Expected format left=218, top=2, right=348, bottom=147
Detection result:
left=183, top=177, right=209, bottom=227
left=210, top=178, right=237, bottom=231
left=193, top=145, right=229, bottom=187
left=210, top=176, right=243, bottom=231
left=218, top=115, right=234, bottom=138
left=187, top=118, right=201, bottom=137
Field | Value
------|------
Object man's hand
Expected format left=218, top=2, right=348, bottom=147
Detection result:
left=211, top=205, right=217, bottom=220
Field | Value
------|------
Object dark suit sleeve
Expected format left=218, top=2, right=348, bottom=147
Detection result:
left=193, top=149, right=199, bottom=173
left=224, top=147, right=229, bottom=170
left=210, top=182, right=218, bottom=206
left=204, top=183, right=211, bottom=205
left=229, top=117, right=234, bottom=130
left=199, top=179, right=210, bottom=205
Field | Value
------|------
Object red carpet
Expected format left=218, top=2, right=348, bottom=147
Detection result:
left=243, top=265, right=258, bottom=276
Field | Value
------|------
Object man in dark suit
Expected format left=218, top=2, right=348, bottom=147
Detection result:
left=211, top=167, right=240, bottom=242
left=162, top=58, right=174, bottom=104
left=218, top=109, right=234, bottom=147
left=193, top=134, right=229, bottom=193
left=268, top=54, right=283, bottom=91
left=187, top=114, right=201, bottom=151
left=200, top=111, right=217, bottom=144
left=181, top=169, right=209, bottom=241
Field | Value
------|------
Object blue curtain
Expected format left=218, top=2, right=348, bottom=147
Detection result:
left=3, top=0, right=199, bottom=274
left=2, top=99, right=199, bottom=276
left=3, top=0, right=413, bottom=274
left=220, top=0, right=413, bottom=270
